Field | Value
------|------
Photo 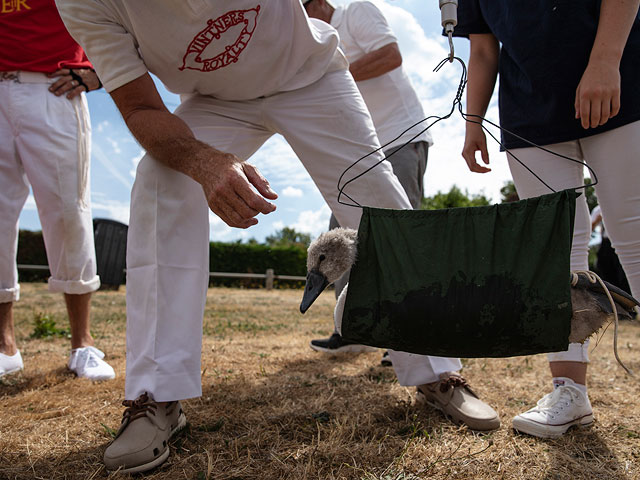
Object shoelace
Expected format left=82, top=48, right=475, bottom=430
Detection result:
left=534, top=386, right=583, bottom=417
left=76, top=348, right=101, bottom=370
left=439, top=375, right=469, bottom=393
left=121, top=393, right=157, bottom=423
left=571, top=270, right=632, bottom=375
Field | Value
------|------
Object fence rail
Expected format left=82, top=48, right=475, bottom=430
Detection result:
left=17, top=265, right=306, bottom=290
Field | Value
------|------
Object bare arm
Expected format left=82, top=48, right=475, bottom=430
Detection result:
left=349, top=43, right=402, bottom=81
left=110, top=74, right=277, bottom=228
left=462, top=33, right=499, bottom=173
left=575, top=0, right=640, bottom=128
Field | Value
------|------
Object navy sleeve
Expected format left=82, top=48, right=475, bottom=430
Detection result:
left=450, top=0, right=492, bottom=38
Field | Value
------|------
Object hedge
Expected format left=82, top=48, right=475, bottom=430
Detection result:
left=17, top=230, right=49, bottom=282
left=209, top=242, right=307, bottom=288
left=16, top=230, right=308, bottom=289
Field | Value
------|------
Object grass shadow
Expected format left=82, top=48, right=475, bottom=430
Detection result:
left=0, top=366, right=75, bottom=397
left=544, top=426, right=632, bottom=480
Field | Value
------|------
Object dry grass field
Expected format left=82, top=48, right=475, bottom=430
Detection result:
left=0, top=282, right=639, bottom=480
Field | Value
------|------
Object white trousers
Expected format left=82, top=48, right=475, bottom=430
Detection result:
left=507, top=120, right=640, bottom=363
left=124, top=70, right=461, bottom=401
left=0, top=72, right=99, bottom=303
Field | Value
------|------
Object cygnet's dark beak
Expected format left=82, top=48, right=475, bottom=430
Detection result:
left=300, top=269, right=329, bottom=313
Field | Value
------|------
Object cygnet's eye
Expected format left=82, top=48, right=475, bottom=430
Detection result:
left=319, top=254, right=326, bottom=262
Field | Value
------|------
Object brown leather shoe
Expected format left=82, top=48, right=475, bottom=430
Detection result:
left=417, top=372, right=500, bottom=431
left=104, top=393, right=186, bottom=473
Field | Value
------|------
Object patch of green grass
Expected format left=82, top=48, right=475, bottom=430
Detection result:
left=365, top=369, right=398, bottom=384
left=101, top=423, right=117, bottom=439
left=29, top=312, right=68, bottom=339
left=616, top=426, right=639, bottom=439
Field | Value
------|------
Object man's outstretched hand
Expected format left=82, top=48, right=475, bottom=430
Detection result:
left=196, top=151, right=277, bottom=228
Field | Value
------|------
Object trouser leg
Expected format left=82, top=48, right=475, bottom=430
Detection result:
left=124, top=95, right=271, bottom=402
left=507, top=141, right=590, bottom=363
left=383, top=141, right=428, bottom=209
left=579, top=120, right=640, bottom=300
left=125, top=156, right=211, bottom=401
left=265, top=69, right=461, bottom=385
left=14, top=81, right=99, bottom=295
left=0, top=82, right=29, bottom=303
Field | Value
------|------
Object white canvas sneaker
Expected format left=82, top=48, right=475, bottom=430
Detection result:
left=512, top=377, right=593, bottom=438
left=68, top=346, right=115, bottom=381
left=0, top=350, right=24, bottom=377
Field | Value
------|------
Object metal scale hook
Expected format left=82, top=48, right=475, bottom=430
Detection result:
left=439, top=0, right=458, bottom=62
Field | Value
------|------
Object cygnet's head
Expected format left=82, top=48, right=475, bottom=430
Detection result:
left=300, top=228, right=358, bottom=313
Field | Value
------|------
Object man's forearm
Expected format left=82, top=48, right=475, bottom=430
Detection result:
left=111, top=78, right=277, bottom=228
left=121, top=106, right=221, bottom=183
left=110, top=74, right=225, bottom=184
left=349, top=43, right=402, bottom=81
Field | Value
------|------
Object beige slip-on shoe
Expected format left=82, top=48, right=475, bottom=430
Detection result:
left=417, top=371, right=500, bottom=431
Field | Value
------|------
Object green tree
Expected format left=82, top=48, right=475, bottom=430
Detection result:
left=421, top=185, right=491, bottom=210
left=500, top=180, right=519, bottom=203
left=265, top=227, right=312, bottom=249
left=584, top=177, right=598, bottom=211
left=499, top=178, right=598, bottom=210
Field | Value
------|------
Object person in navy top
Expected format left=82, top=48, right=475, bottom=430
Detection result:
left=455, top=0, right=640, bottom=439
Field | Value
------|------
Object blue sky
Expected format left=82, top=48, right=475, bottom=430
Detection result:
left=19, top=0, right=511, bottom=242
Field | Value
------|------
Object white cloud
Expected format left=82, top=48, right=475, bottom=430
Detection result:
left=129, top=149, right=146, bottom=178
left=378, top=1, right=455, bottom=99
left=106, top=137, right=122, bottom=154
left=209, top=212, right=235, bottom=241
left=249, top=135, right=315, bottom=192
left=91, top=198, right=130, bottom=224
left=23, top=194, right=37, bottom=210
left=96, top=120, right=110, bottom=133
left=289, top=205, right=332, bottom=238
left=92, top=142, right=134, bottom=190
left=282, top=186, right=303, bottom=197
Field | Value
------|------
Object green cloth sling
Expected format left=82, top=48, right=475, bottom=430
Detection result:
left=341, top=189, right=577, bottom=358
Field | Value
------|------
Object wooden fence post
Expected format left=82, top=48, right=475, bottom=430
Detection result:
left=265, top=269, right=274, bottom=290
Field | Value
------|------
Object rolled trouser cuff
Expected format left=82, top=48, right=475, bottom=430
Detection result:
left=547, top=341, right=590, bottom=363
left=0, top=286, right=20, bottom=303
left=48, top=275, right=100, bottom=295
left=389, top=351, right=463, bottom=386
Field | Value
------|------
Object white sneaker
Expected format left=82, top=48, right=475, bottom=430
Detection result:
left=68, top=346, right=115, bottom=381
left=512, top=378, right=593, bottom=438
left=0, top=350, right=24, bottom=377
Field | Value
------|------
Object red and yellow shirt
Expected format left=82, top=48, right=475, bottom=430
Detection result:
left=0, top=0, right=92, bottom=72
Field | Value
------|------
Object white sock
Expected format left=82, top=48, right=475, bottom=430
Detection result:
left=553, top=376, right=587, bottom=395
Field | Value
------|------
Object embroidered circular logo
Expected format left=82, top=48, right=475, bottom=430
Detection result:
left=180, top=6, right=260, bottom=73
